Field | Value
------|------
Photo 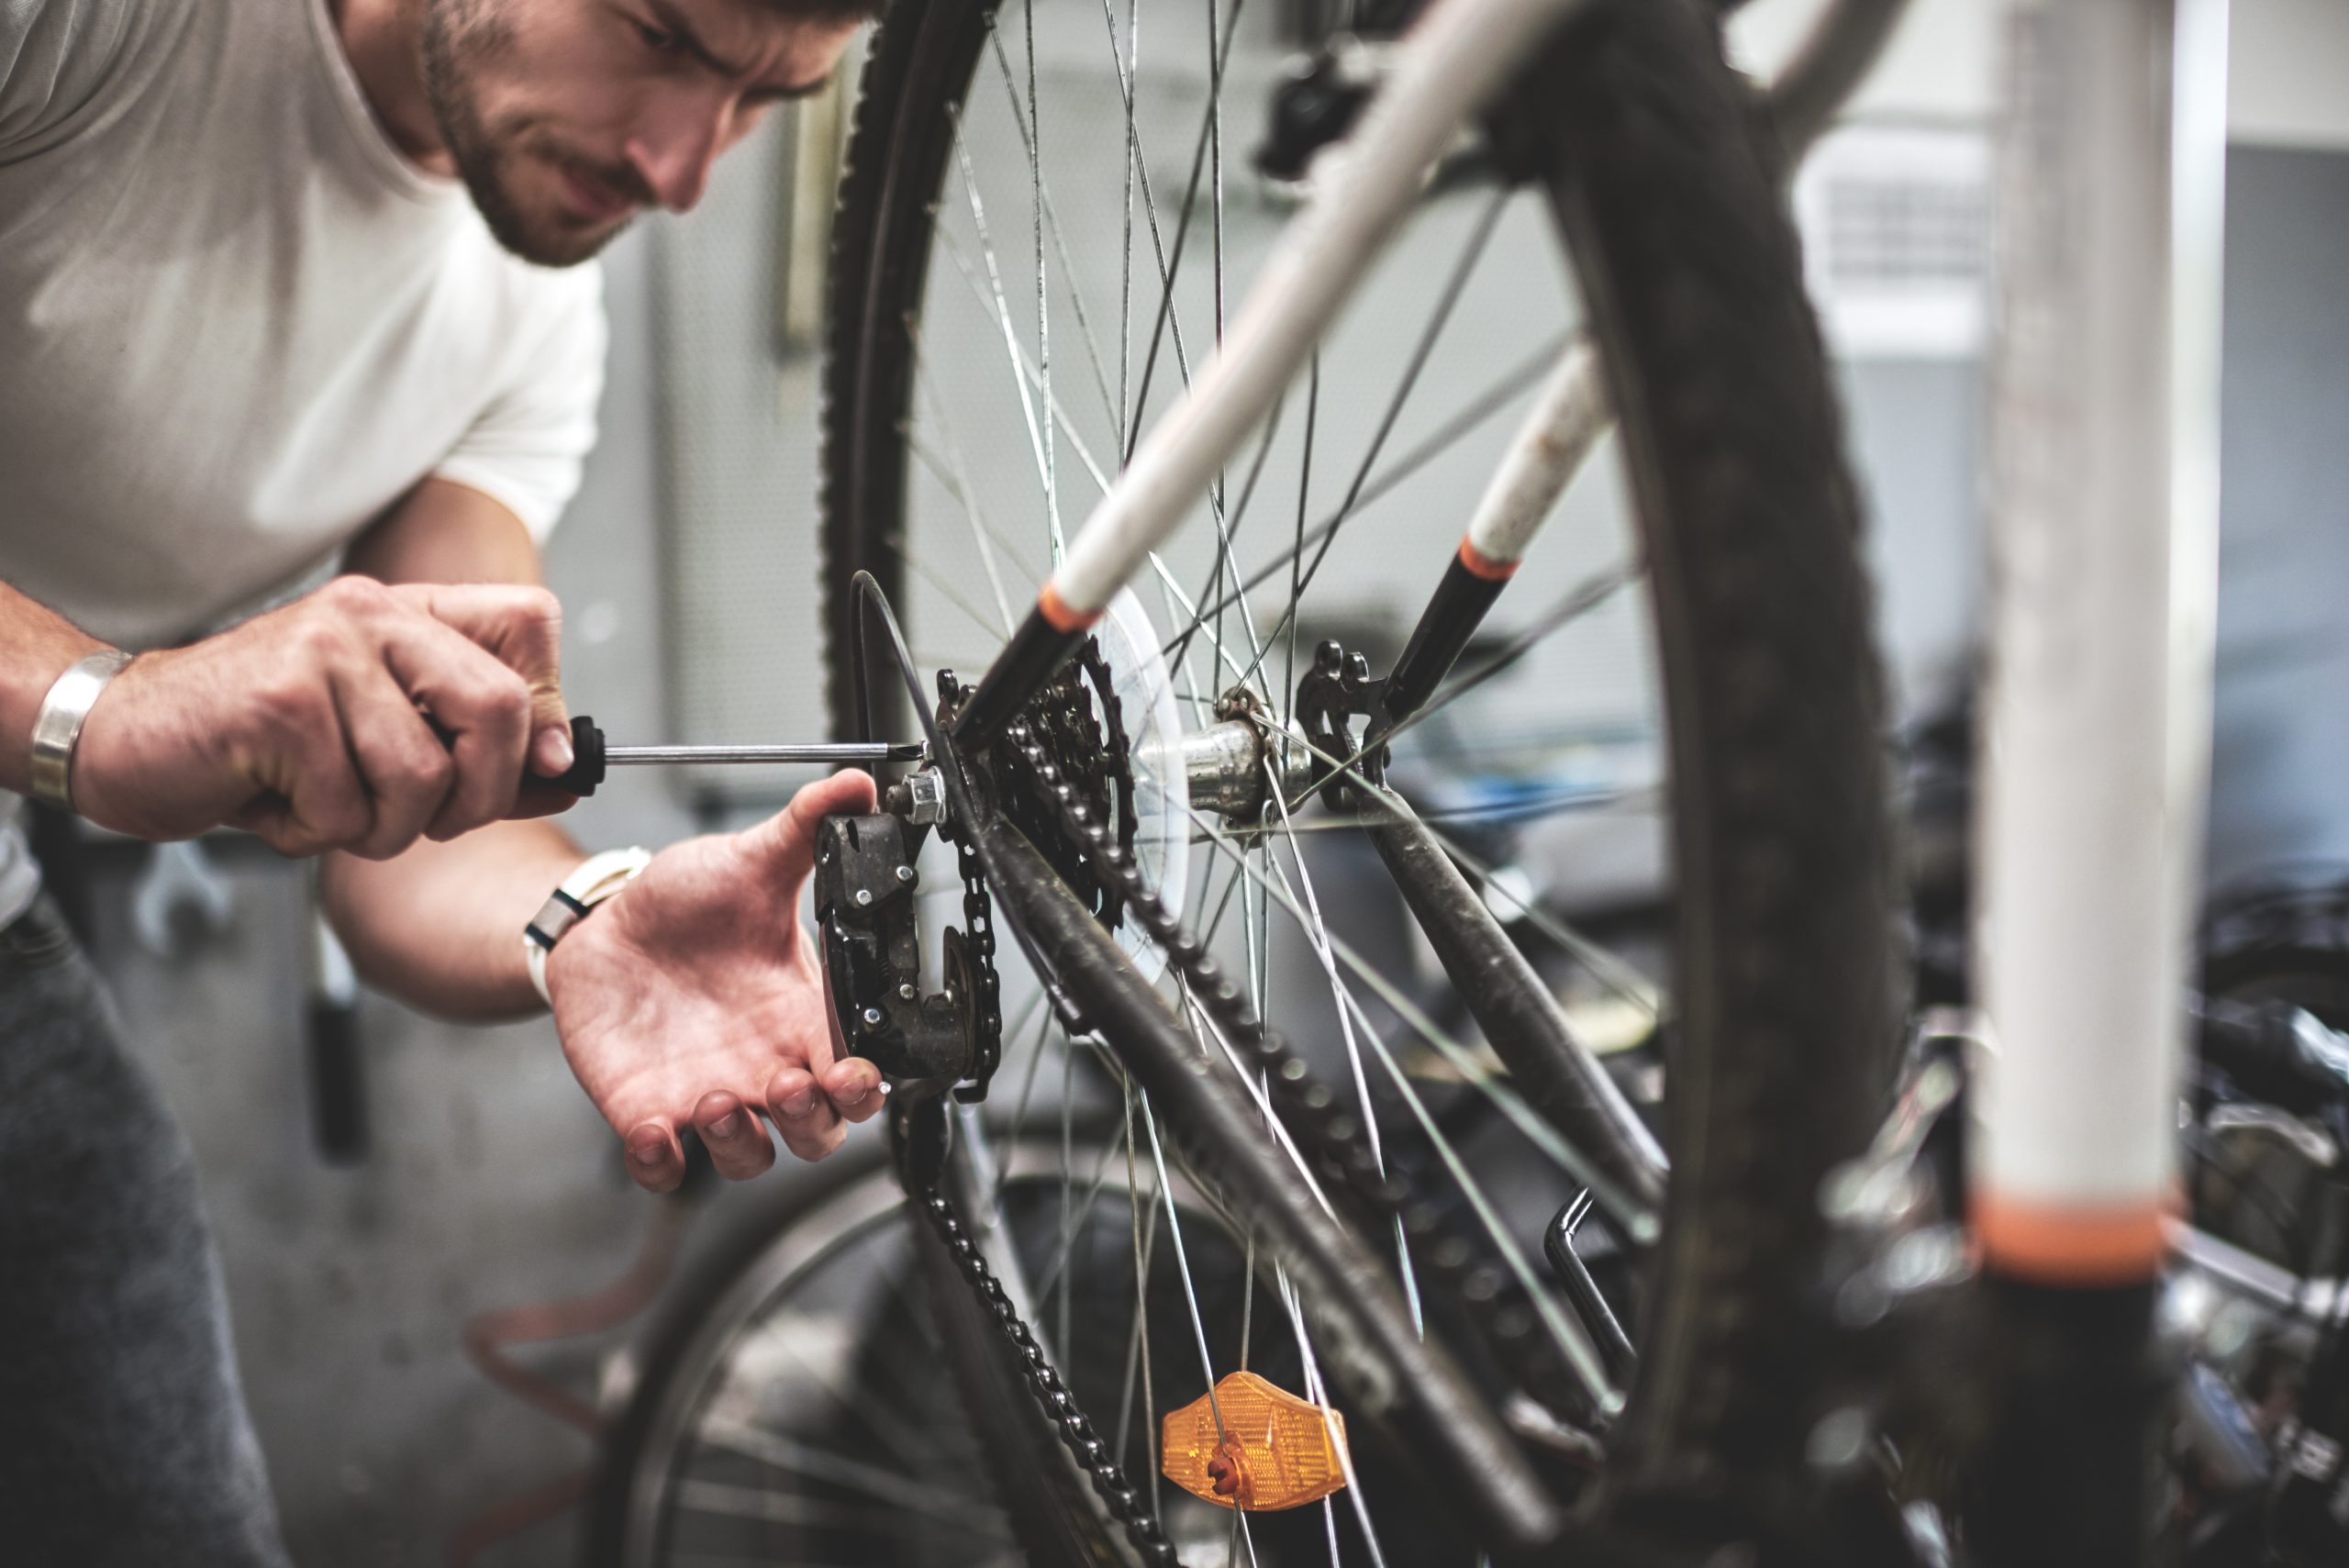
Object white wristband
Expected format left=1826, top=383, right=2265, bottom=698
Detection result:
left=524, top=847, right=652, bottom=1006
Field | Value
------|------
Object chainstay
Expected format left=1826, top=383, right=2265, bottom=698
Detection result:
left=1000, top=716, right=1602, bottom=1429
left=896, top=1109, right=1186, bottom=1568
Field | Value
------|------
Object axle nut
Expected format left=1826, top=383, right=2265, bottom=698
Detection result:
left=905, top=767, right=949, bottom=827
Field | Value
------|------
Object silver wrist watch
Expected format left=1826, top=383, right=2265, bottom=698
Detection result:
left=28, top=649, right=133, bottom=813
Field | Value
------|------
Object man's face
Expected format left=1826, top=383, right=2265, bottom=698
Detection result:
left=422, top=0, right=861, bottom=266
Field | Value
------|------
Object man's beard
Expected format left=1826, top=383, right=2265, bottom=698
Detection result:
left=420, top=0, right=636, bottom=267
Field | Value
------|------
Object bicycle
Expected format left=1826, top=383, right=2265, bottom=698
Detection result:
left=584, top=0, right=2236, bottom=1562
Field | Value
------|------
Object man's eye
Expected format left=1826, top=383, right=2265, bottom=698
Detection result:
left=633, top=20, right=682, bottom=52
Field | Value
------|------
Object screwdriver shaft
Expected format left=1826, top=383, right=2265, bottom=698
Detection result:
left=602, top=742, right=925, bottom=766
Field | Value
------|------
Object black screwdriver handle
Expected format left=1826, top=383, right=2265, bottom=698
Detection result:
left=536, top=715, right=608, bottom=797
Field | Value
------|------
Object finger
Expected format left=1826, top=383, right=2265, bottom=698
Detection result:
left=329, top=662, right=454, bottom=861
left=745, top=770, right=880, bottom=893
left=623, top=1120, right=685, bottom=1194
left=378, top=616, right=533, bottom=840
left=507, top=779, right=584, bottom=821
left=693, top=1089, right=776, bottom=1182
left=240, top=662, right=373, bottom=856
left=822, top=1057, right=888, bottom=1125
left=765, top=1065, right=845, bottom=1162
left=399, top=584, right=571, bottom=781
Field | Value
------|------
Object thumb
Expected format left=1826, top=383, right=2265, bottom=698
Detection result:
left=746, top=770, right=880, bottom=894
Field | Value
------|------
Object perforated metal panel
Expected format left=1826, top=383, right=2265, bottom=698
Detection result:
left=1793, top=119, right=1991, bottom=360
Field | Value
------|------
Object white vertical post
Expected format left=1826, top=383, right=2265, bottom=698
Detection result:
left=1972, top=0, right=2228, bottom=1284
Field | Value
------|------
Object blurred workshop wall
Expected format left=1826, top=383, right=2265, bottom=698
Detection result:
left=2205, top=144, right=2349, bottom=887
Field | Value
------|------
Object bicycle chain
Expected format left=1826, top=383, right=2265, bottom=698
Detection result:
left=934, top=671, right=1004, bottom=1104
left=909, top=664, right=1186, bottom=1564
left=899, top=1141, right=1187, bottom=1567
left=999, top=716, right=1598, bottom=1428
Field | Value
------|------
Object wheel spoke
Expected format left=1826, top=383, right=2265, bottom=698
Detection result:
left=934, top=226, right=1119, bottom=500
left=1177, top=793, right=1655, bottom=1238
left=911, top=350, right=1025, bottom=636
left=946, top=122, right=1065, bottom=539
left=877, top=527, right=1024, bottom=644
left=980, top=22, right=1123, bottom=447
left=1140, top=1095, right=1232, bottom=1435
left=1115, top=0, right=1248, bottom=468
left=1234, top=189, right=1513, bottom=690
left=1203, top=783, right=1662, bottom=839
left=1271, top=1262, right=1392, bottom=1568
left=1019, top=0, right=1062, bottom=556
left=696, top=1422, right=1004, bottom=1529
left=1115, top=1076, right=1165, bottom=1516
left=1156, top=330, right=1573, bottom=669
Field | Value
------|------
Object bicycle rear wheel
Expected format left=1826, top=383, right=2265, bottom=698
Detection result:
left=820, top=0, right=1898, bottom=1555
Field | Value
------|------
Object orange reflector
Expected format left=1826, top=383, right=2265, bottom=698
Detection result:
left=1161, top=1371, right=1348, bottom=1512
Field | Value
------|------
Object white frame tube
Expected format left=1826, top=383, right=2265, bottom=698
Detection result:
left=1972, top=0, right=2227, bottom=1284
left=1050, top=0, right=1589, bottom=617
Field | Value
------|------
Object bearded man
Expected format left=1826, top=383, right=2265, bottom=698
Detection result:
left=0, top=0, right=885, bottom=1557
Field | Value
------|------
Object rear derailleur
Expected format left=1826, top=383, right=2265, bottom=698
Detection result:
left=812, top=792, right=989, bottom=1096
left=814, top=647, right=1141, bottom=1105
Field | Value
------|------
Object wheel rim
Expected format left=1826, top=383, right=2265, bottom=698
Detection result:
left=818, top=0, right=1899, bottom=1547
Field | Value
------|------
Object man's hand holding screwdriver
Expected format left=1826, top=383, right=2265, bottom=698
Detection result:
left=72, top=574, right=577, bottom=857
left=36, top=568, right=886, bottom=1185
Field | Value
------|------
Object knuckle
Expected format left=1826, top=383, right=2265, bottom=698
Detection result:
left=408, top=744, right=456, bottom=796
left=494, top=673, right=532, bottom=730
left=317, top=574, right=388, bottom=617
left=515, top=584, right=562, bottom=629
left=291, top=614, right=350, bottom=663
left=260, top=824, right=315, bottom=857
left=247, top=679, right=314, bottom=739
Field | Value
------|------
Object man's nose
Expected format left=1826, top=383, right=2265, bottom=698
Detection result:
left=622, top=100, right=730, bottom=214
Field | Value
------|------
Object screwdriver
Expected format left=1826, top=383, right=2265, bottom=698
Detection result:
left=538, top=716, right=924, bottom=797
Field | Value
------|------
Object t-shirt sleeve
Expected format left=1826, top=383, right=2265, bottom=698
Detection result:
left=0, top=0, right=139, bottom=152
left=432, top=262, right=608, bottom=544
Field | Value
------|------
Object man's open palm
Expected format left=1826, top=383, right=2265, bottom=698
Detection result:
left=545, top=770, right=886, bottom=1192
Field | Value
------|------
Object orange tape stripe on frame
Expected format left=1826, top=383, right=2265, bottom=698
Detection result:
left=1456, top=538, right=1522, bottom=583
left=1973, top=1189, right=2175, bottom=1287
left=1039, top=580, right=1104, bottom=633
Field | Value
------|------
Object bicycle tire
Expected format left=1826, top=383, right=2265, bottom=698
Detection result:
left=1522, top=0, right=1898, bottom=1525
left=819, top=0, right=1897, bottom=1551
left=583, top=1129, right=1344, bottom=1568
left=580, top=1144, right=1014, bottom=1568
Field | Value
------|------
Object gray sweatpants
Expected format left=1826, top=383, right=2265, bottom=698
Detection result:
left=0, top=896, right=292, bottom=1567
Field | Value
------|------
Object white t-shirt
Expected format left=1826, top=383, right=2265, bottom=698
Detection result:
left=0, top=0, right=609, bottom=918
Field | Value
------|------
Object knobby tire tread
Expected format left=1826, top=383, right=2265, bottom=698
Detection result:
left=1526, top=0, right=1898, bottom=1526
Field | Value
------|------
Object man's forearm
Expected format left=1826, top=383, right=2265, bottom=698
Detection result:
left=321, top=475, right=585, bottom=1018
left=0, top=581, right=110, bottom=795
left=321, top=819, right=587, bottom=1019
